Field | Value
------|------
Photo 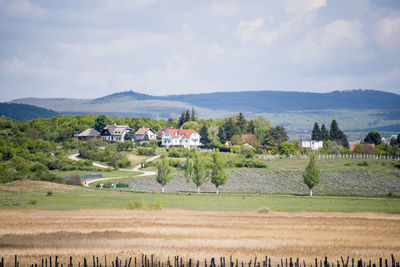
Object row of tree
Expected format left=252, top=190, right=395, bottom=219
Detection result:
left=156, top=150, right=227, bottom=194
left=311, top=120, right=349, bottom=148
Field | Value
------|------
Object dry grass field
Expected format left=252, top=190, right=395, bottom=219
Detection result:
left=0, top=209, right=399, bottom=266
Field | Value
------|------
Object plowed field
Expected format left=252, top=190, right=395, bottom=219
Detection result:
left=0, top=209, right=399, bottom=266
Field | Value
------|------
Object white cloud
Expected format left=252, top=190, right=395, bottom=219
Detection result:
left=235, top=18, right=279, bottom=46
left=291, top=19, right=366, bottom=64
left=283, top=0, right=326, bottom=15
left=374, top=16, right=400, bottom=53
left=0, top=0, right=45, bottom=18
left=209, top=1, right=239, bottom=17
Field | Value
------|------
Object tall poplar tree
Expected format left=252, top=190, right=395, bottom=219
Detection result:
left=156, top=153, right=173, bottom=193
left=303, top=153, right=320, bottom=197
left=320, top=123, right=330, bottom=141
left=211, top=150, right=228, bottom=194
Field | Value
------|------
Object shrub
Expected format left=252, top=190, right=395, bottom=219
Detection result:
left=258, top=207, right=270, bottom=214
left=137, top=146, right=156, bottom=156
left=149, top=200, right=163, bottom=210
left=28, top=200, right=37, bottom=205
left=344, top=162, right=351, bottom=166
left=357, top=161, right=369, bottom=166
left=47, top=190, right=53, bottom=196
left=168, top=148, right=182, bottom=158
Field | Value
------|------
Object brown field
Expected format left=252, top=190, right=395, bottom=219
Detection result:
left=0, top=209, right=399, bottom=266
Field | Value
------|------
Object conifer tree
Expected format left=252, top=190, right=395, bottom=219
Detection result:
left=199, top=125, right=210, bottom=145
left=236, top=112, right=247, bottom=133
left=311, top=122, right=321, bottom=141
left=320, top=123, right=330, bottom=141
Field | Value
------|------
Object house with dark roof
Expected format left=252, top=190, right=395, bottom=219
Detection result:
left=135, top=127, right=156, bottom=141
left=161, top=127, right=201, bottom=148
left=75, top=128, right=100, bottom=140
left=100, top=124, right=132, bottom=142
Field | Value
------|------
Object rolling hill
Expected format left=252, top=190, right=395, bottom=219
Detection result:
left=0, top=103, right=58, bottom=121
left=10, top=89, right=400, bottom=140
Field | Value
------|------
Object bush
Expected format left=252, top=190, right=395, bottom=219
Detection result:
left=47, top=190, right=53, bottom=196
left=344, top=162, right=351, bottom=166
left=357, top=161, right=369, bottom=166
left=127, top=199, right=147, bottom=209
left=137, top=146, right=156, bottom=156
left=149, top=200, right=163, bottom=210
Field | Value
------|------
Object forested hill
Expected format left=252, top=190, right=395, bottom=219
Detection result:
left=0, top=103, right=58, bottom=121
left=161, top=89, right=400, bottom=112
left=89, top=89, right=400, bottom=113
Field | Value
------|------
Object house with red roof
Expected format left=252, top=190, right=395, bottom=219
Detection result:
left=161, top=127, right=201, bottom=148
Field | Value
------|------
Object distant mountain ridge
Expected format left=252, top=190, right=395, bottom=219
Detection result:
left=89, top=89, right=400, bottom=113
left=0, top=103, right=58, bottom=121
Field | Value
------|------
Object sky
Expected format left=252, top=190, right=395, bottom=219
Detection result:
left=0, top=0, right=399, bottom=101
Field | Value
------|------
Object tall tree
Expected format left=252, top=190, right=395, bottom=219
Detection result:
left=311, top=122, right=321, bottom=141
left=236, top=112, right=247, bottom=133
left=217, top=126, right=227, bottom=144
left=320, top=123, right=330, bottom=141
left=178, top=111, right=186, bottom=127
left=303, top=153, right=320, bottom=197
left=184, top=155, right=193, bottom=183
left=184, top=110, right=191, bottom=123
left=191, top=107, right=196, bottom=121
left=364, top=130, right=382, bottom=145
left=199, top=125, right=210, bottom=145
left=94, top=115, right=111, bottom=132
left=211, top=150, right=228, bottom=194
left=156, top=153, right=173, bottom=193
left=329, top=120, right=348, bottom=148
left=191, top=153, right=209, bottom=194
left=264, top=126, right=289, bottom=147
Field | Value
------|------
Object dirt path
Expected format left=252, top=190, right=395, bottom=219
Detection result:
left=0, top=209, right=399, bottom=266
left=69, top=153, right=160, bottom=186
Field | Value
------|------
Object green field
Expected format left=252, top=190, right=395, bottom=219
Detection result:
left=1, top=181, right=399, bottom=213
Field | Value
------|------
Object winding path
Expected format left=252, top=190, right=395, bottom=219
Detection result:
left=68, top=153, right=160, bottom=187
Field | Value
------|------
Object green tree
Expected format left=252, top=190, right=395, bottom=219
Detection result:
left=211, top=150, right=228, bottom=194
left=156, top=153, right=174, bottom=192
left=231, top=134, right=243, bottom=145
left=181, top=121, right=201, bottom=132
left=217, top=126, right=227, bottom=144
left=191, top=107, right=196, bottom=121
left=278, top=142, right=295, bottom=155
left=191, top=153, right=209, bottom=194
left=184, top=155, right=193, bottom=183
left=236, top=112, right=247, bottom=133
left=199, top=125, right=210, bottom=145
left=303, top=153, right=320, bottom=197
left=364, top=130, right=382, bottom=145
left=264, top=126, right=289, bottom=147
left=185, top=110, right=191, bottom=123
left=94, top=115, right=112, bottom=132
left=320, top=123, right=330, bottom=141
left=311, top=122, right=321, bottom=141
left=329, top=120, right=348, bottom=148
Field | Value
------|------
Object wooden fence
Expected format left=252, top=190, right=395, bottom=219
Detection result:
left=1, top=254, right=399, bottom=267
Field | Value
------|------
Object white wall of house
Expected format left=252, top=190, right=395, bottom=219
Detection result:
left=162, top=132, right=201, bottom=148
left=301, top=140, right=323, bottom=150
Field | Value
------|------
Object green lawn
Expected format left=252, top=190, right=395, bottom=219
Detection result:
left=1, top=181, right=399, bottom=213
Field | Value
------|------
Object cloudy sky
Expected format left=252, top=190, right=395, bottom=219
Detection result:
left=0, top=0, right=399, bottom=101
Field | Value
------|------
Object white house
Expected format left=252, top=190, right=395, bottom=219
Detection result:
left=100, top=124, right=132, bottom=142
left=162, top=127, right=201, bottom=148
left=301, top=140, right=323, bottom=150
left=135, top=127, right=156, bottom=141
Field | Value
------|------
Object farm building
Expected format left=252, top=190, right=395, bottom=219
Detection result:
left=100, top=124, right=132, bottom=142
left=301, top=140, right=323, bottom=150
left=161, top=127, right=201, bottom=148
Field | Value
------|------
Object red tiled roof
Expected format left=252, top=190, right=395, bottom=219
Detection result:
left=163, top=127, right=198, bottom=139
left=242, top=134, right=257, bottom=144
left=157, top=127, right=174, bottom=136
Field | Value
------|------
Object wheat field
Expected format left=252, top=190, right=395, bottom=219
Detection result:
left=0, top=209, right=399, bottom=266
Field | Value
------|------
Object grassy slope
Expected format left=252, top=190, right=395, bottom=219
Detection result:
left=0, top=181, right=399, bottom=213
